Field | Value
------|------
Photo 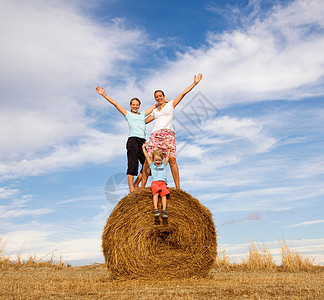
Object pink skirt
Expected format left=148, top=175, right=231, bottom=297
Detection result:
left=147, top=129, right=176, bottom=158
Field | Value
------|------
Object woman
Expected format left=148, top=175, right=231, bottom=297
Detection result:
left=141, top=73, right=203, bottom=189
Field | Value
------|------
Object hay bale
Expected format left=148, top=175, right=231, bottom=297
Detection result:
left=102, top=187, right=217, bottom=279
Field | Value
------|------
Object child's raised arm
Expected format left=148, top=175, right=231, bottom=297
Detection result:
left=172, top=73, right=203, bottom=109
left=164, top=143, right=171, bottom=166
left=142, top=142, right=152, bottom=165
left=96, top=86, right=127, bottom=116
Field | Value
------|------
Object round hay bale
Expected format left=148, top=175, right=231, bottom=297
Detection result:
left=102, top=187, right=217, bottom=279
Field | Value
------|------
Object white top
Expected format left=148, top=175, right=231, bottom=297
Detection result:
left=152, top=100, right=175, bottom=133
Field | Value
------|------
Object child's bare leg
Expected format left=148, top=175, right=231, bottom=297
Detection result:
left=161, top=195, right=168, bottom=224
left=161, top=196, right=167, bottom=211
left=127, top=175, right=135, bottom=193
left=153, top=193, right=159, bottom=209
left=134, top=173, right=142, bottom=189
left=140, top=160, right=150, bottom=188
left=169, top=157, right=180, bottom=189
left=153, top=193, right=160, bottom=225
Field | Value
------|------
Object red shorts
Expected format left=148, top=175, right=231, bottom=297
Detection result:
left=150, top=181, right=170, bottom=198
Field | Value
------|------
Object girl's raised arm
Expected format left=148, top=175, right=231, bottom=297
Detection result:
left=96, top=86, right=127, bottom=116
left=172, top=73, right=203, bottom=108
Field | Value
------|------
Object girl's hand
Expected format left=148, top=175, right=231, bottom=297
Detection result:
left=96, top=86, right=106, bottom=96
left=165, top=142, right=171, bottom=149
left=194, top=73, right=203, bottom=84
left=142, top=142, right=147, bottom=148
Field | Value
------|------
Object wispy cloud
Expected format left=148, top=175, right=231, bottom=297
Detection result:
left=288, top=220, right=324, bottom=228
left=0, top=187, right=19, bottom=199
left=222, top=211, right=261, bottom=225
left=0, top=208, right=53, bottom=219
left=0, top=129, right=126, bottom=179
left=142, top=0, right=324, bottom=107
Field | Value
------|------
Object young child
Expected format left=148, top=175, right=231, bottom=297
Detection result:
left=142, top=141, right=170, bottom=225
left=95, top=86, right=157, bottom=192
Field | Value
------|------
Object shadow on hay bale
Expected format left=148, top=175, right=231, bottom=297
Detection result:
left=102, top=187, right=217, bottom=279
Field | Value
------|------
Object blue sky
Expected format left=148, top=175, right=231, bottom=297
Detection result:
left=1, top=0, right=323, bottom=265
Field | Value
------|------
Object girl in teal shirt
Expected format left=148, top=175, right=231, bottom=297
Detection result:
left=96, top=86, right=157, bottom=192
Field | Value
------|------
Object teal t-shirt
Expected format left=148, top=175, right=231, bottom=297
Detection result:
left=125, top=111, right=146, bottom=139
left=150, top=161, right=167, bottom=184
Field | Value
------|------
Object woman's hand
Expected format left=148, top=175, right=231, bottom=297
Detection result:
left=194, top=73, right=203, bottom=84
left=96, top=86, right=106, bottom=96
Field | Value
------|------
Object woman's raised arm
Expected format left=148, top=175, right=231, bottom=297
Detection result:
left=145, top=115, right=155, bottom=124
left=96, top=86, right=127, bottom=116
left=144, top=104, right=158, bottom=117
left=172, top=73, right=203, bottom=108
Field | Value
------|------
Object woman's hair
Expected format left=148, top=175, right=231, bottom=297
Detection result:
left=154, top=90, right=165, bottom=97
left=152, top=150, right=164, bottom=160
left=130, top=98, right=141, bottom=105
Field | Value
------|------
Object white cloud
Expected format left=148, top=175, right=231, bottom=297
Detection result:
left=0, top=187, right=19, bottom=199
left=2, top=228, right=104, bottom=264
left=175, top=114, right=277, bottom=182
left=0, top=0, right=143, bottom=98
left=138, top=0, right=324, bottom=107
left=0, top=191, right=53, bottom=219
left=0, top=108, right=88, bottom=161
left=0, top=0, right=147, bottom=179
left=1, top=0, right=324, bottom=181
left=288, top=220, right=324, bottom=227
left=222, top=211, right=261, bottom=225
left=203, top=116, right=277, bottom=153
left=0, top=208, right=53, bottom=219
left=191, top=182, right=324, bottom=213
left=0, top=129, right=126, bottom=179
left=296, top=161, right=324, bottom=178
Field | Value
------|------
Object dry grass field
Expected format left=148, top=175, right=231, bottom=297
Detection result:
left=1, top=240, right=323, bottom=299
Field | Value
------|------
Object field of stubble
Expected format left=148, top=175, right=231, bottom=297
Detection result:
left=1, top=262, right=323, bottom=299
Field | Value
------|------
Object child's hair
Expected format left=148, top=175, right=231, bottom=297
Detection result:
left=130, top=98, right=141, bottom=105
left=154, top=90, right=165, bottom=97
left=152, top=150, right=164, bottom=160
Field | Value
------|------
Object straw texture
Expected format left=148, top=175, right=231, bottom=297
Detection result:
left=102, top=187, right=217, bottom=279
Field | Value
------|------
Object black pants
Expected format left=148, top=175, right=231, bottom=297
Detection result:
left=126, top=137, right=146, bottom=176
